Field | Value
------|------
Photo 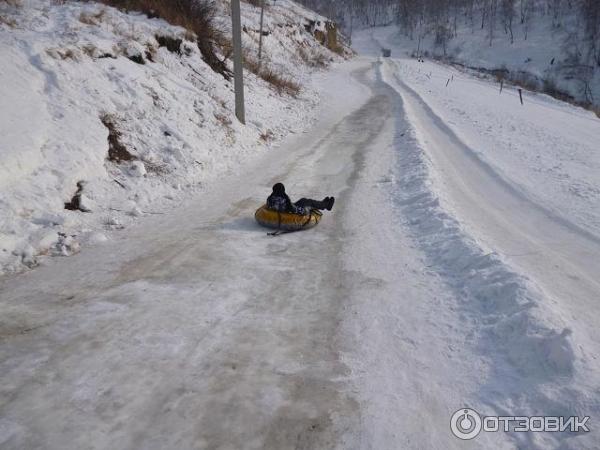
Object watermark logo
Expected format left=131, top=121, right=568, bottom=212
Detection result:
left=450, top=408, right=482, bottom=440
left=450, top=408, right=590, bottom=440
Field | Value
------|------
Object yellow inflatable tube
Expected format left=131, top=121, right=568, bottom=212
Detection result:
left=255, top=205, right=322, bottom=231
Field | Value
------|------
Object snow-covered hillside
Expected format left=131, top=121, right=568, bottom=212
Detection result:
left=296, top=0, right=600, bottom=115
left=355, top=28, right=600, bottom=238
left=0, top=0, right=342, bottom=276
left=365, top=16, right=600, bottom=114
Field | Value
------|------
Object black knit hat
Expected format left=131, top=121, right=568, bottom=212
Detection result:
left=272, top=183, right=285, bottom=194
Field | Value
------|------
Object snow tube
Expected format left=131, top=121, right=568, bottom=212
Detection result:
left=254, top=205, right=322, bottom=231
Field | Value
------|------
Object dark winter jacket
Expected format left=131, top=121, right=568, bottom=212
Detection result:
left=266, top=183, right=308, bottom=215
left=266, top=192, right=308, bottom=215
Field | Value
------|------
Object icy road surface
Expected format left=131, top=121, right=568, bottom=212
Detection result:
left=2, top=54, right=600, bottom=449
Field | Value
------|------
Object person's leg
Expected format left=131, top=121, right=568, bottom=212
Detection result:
left=294, top=198, right=328, bottom=210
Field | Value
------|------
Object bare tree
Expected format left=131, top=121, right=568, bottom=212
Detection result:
left=488, top=0, right=497, bottom=46
left=520, top=0, right=533, bottom=40
left=580, top=0, right=600, bottom=66
left=501, top=0, right=515, bottom=43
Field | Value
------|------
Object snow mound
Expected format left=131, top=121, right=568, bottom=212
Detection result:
left=385, top=61, right=600, bottom=447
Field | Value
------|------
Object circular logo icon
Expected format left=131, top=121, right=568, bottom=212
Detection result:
left=450, top=408, right=482, bottom=440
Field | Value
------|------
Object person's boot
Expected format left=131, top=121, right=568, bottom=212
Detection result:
left=326, top=197, right=335, bottom=211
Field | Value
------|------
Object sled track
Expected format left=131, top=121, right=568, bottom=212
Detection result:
left=380, top=60, right=600, bottom=449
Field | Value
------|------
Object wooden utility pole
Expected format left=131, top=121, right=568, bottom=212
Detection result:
left=231, top=0, right=245, bottom=124
left=258, top=0, right=265, bottom=69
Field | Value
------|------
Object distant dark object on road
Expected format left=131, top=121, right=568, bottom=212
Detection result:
left=382, top=48, right=391, bottom=58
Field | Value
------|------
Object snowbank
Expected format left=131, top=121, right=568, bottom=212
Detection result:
left=374, top=58, right=600, bottom=449
left=0, top=0, right=342, bottom=275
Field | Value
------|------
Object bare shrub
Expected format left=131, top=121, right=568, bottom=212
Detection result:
left=260, top=69, right=301, bottom=96
left=213, top=112, right=235, bottom=141
left=260, top=129, right=274, bottom=141
left=0, top=0, right=20, bottom=27
left=511, top=70, right=540, bottom=91
left=128, top=53, right=145, bottom=64
left=214, top=112, right=232, bottom=126
left=492, top=64, right=509, bottom=82
left=542, top=77, right=575, bottom=102
left=0, top=15, right=17, bottom=27
left=155, top=35, right=182, bottom=54
left=82, top=44, right=96, bottom=57
left=330, top=44, right=345, bottom=56
left=298, top=46, right=328, bottom=68
left=244, top=54, right=301, bottom=96
left=98, top=0, right=231, bottom=79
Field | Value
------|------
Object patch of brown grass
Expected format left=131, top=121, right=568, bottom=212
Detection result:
left=98, top=0, right=231, bottom=79
left=259, top=129, right=274, bottom=141
left=298, top=46, right=328, bottom=68
left=213, top=112, right=235, bottom=142
left=259, top=68, right=300, bottom=96
left=0, top=0, right=20, bottom=27
left=214, top=112, right=232, bottom=126
left=155, top=35, right=182, bottom=54
left=0, top=14, right=17, bottom=27
left=244, top=55, right=301, bottom=97
left=81, top=44, right=96, bottom=57
left=330, top=44, right=347, bottom=56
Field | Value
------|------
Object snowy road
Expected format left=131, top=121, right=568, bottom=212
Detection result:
left=0, top=61, right=378, bottom=449
left=2, top=53, right=600, bottom=449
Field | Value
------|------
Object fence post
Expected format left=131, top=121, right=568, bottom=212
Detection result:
left=518, top=88, right=523, bottom=105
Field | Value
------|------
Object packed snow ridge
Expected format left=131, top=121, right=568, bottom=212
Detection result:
left=0, top=0, right=346, bottom=275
